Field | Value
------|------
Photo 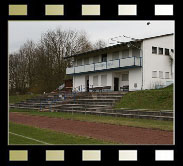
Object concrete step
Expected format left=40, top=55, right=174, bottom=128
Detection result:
left=53, top=109, right=172, bottom=121
left=75, top=98, right=118, bottom=101
left=88, top=92, right=127, bottom=95
left=83, top=96, right=122, bottom=100
left=11, top=105, right=45, bottom=109
left=101, top=108, right=173, bottom=117
left=137, top=115, right=173, bottom=121
left=10, top=106, right=40, bottom=110
left=70, top=102, right=114, bottom=106
left=18, top=102, right=57, bottom=106
left=57, top=104, right=108, bottom=109
left=57, top=106, right=106, bottom=112
left=10, top=92, right=126, bottom=113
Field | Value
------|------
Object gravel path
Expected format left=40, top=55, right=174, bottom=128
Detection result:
left=9, top=112, right=173, bottom=144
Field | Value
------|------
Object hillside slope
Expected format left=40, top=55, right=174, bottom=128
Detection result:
left=115, top=85, right=173, bottom=110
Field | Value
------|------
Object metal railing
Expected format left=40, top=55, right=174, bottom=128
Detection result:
left=39, top=90, right=81, bottom=112
left=66, top=57, right=142, bottom=74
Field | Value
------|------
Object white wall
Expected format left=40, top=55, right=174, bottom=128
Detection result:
left=73, top=71, right=113, bottom=91
left=112, top=68, right=142, bottom=91
left=89, top=72, right=112, bottom=87
left=73, top=68, right=143, bottom=92
left=142, top=35, right=174, bottom=89
left=73, top=75, right=86, bottom=92
left=129, top=68, right=142, bottom=91
left=71, top=35, right=174, bottom=91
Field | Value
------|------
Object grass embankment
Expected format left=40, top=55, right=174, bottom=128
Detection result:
left=10, top=109, right=173, bottom=131
left=9, top=122, right=113, bottom=145
left=9, top=94, right=41, bottom=104
left=115, top=85, right=173, bottom=110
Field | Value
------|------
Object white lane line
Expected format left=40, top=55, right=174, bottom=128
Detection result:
left=9, top=132, right=51, bottom=145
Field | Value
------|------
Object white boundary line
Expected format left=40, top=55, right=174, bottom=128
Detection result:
left=9, top=132, right=51, bottom=145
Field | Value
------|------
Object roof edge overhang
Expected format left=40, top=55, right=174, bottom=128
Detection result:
left=64, top=33, right=174, bottom=59
left=64, top=40, right=142, bottom=59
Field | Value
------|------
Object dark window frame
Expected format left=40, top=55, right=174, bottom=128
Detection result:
left=159, top=71, right=164, bottom=79
left=112, top=51, right=119, bottom=60
left=165, top=48, right=170, bottom=55
left=152, top=71, right=157, bottom=78
left=84, top=57, right=89, bottom=65
left=158, top=47, right=164, bottom=55
left=122, top=74, right=129, bottom=81
left=101, top=54, right=107, bottom=62
left=165, top=72, right=170, bottom=79
left=152, top=46, right=157, bottom=54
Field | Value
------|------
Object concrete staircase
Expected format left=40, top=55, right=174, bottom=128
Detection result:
left=54, top=92, right=125, bottom=113
left=52, top=92, right=173, bottom=121
left=97, top=108, right=173, bottom=121
left=10, top=91, right=173, bottom=121
left=9, top=92, right=80, bottom=110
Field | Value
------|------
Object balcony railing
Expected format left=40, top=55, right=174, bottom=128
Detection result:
left=66, top=57, right=142, bottom=75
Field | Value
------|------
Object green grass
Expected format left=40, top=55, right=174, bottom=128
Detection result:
left=9, top=132, right=43, bottom=145
left=9, top=94, right=40, bottom=104
left=115, top=85, right=173, bottom=110
left=10, top=109, right=173, bottom=131
left=9, top=122, right=113, bottom=145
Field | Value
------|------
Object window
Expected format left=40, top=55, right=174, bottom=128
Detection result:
left=93, top=56, right=99, bottom=63
left=165, top=48, right=170, bottom=55
left=122, top=74, right=129, bottom=81
left=152, top=47, right=157, bottom=54
left=101, top=54, right=107, bottom=62
left=74, top=61, right=77, bottom=67
left=159, top=71, right=163, bottom=79
left=158, top=48, right=163, bottom=55
left=152, top=71, right=157, bottom=78
left=165, top=72, right=170, bottom=79
left=101, top=75, right=107, bottom=86
left=77, top=59, right=82, bottom=66
left=132, top=48, right=140, bottom=57
left=122, top=49, right=129, bottom=58
left=84, top=58, right=89, bottom=65
left=112, top=52, right=119, bottom=60
left=93, top=76, right=98, bottom=86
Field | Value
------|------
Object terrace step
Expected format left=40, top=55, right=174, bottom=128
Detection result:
left=52, top=109, right=173, bottom=121
left=102, top=109, right=173, bottom=117
left=10, top=91, right=125, bottom=113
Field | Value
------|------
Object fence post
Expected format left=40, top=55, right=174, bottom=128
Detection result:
left=85, top=104, right=86, bottom=116
left=40, top=100, right=42, bottom=111
left=74, top=91, right=77, bottom=104
left=64, top=93, right=66, bottom=100
left=49, top=101, right=51, bottom=112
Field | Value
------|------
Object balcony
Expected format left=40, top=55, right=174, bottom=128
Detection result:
left=66, top=57, right=142, bottom=75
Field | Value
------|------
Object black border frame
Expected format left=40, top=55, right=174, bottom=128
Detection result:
left=1, top=0, right=181, bottom=166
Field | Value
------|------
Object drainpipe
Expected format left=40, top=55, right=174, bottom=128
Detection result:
left=140, top=43, right=144, bottom=90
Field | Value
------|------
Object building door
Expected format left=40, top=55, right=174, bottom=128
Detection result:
left=114, top=77, right=119, bottom=91
left=85, top=75, right=89, bottom=92
left=86, top=79, right=89, bottom=92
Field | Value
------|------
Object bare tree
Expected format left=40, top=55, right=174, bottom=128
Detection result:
left=9, top=50, right=28, bottom=94
left=9, top=28, right=102, bottom=94
left=93, top=39, right=107, bottom=50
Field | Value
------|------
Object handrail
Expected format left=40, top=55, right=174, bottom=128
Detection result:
left=70, top=56, right=141, bottom=68
left=67, top=56, right=142, bottom=74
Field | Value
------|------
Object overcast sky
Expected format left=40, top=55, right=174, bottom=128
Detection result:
left=9, top=21, right=174, bottom=53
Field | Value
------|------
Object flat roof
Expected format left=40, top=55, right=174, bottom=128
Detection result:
left=64, top=33, right=174, bottom=59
